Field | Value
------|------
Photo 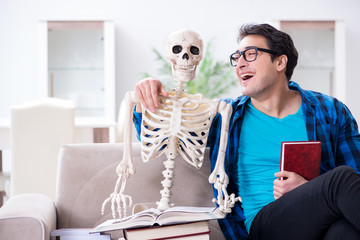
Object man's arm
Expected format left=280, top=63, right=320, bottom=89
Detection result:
left=133, top=109, right=142, bottom=141
left=335, top=103, right=360, bottom=173
left=132, top=77, right=168, bottom=140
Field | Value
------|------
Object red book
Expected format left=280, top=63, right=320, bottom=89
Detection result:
left=280, top=141, right=322, bottom=181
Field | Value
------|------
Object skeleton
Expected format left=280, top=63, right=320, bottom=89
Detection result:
left=102, top=29, right=240, bottom=219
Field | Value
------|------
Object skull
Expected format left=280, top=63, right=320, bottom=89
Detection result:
left=165, top=29, right=203, bottom=83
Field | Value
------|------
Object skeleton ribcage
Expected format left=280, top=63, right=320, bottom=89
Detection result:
left=140, top=93, right=219, bottom=168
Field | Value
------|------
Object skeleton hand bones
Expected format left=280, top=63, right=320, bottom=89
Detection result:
left=209, top=165, right=241, bottom=213
left=101, top=154, right=135, bottom=219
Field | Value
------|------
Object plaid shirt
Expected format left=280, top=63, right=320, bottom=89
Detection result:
left=133, top=81, right=360, bottom=239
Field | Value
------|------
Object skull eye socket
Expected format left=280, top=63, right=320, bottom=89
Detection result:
left=190, top=46, right=200, bottom=55
left=172, top=45, right=182, bottom=54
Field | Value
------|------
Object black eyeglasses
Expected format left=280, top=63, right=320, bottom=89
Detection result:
left=230, top=47, right=277, bottom=67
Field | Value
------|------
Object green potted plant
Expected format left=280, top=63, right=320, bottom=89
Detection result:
left=142, top=40, right=238, bottom=99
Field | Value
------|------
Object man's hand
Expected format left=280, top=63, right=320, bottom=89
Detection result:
left=273, top=171, right=308, bottom=200
left=135, top=77, right=168, bottom=113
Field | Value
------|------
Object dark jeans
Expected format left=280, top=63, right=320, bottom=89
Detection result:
left=248, top=166, right=360, bottom=240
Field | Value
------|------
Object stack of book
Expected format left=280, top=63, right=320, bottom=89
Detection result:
left=92, top=206, right=225, bottom=240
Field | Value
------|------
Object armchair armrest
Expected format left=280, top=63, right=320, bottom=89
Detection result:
left=0, top=193, right=56, bottom=240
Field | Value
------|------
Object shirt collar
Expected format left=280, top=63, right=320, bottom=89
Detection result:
left=289, top=81, right=315, bottom=108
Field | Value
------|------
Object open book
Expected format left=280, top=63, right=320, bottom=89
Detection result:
left=91, top=206, right=225, bottom=233
left=280, top=141, right=322, bottom=180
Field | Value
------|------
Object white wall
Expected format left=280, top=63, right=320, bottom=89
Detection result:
left=1, top=0, right=360, bottom=120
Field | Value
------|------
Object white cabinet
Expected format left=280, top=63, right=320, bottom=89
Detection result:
left=273, top=20, right=346, bottom=103
left=38, top=20, right=116, bottom=142
left=48, top=26, right=105, bottom=117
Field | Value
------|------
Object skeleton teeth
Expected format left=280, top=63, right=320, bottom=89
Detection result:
left=175, top=65, right=196, bottom=72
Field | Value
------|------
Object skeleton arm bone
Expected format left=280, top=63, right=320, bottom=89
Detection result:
left=102, top=91, right=138, bottom=219
left=209, top=101, right=241, bottom=213
left=117, top=91, right=138, bottom=175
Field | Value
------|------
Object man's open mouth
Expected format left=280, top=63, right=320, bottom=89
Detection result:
left=240, top=73, right=254, bottom=81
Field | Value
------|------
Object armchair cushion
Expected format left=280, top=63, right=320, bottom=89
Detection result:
left=0, top=193, right=56, bottom=240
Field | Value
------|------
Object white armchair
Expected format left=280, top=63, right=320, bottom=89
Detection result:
left=10, top=98, right=75, bottom=201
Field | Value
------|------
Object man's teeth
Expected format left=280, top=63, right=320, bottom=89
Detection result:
left=240, top=73, right=254, bottom=80
left=175, top=65, right=196, bottom=72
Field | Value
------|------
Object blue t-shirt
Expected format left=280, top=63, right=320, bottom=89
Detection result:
left=236, top=101, right=308, bottom=232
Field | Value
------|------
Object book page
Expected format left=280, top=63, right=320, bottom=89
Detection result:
left=156, top=206, right=225, bottom=225
left=92, top=208, right=161, bottom=232
left=115, top=207, right=161, bottom=224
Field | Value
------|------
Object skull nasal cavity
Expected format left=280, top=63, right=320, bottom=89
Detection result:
left=182, top=53, right=189, bottom=60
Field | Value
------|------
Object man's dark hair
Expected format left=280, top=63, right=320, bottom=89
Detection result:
left=238, top=23, right=298, bottom=81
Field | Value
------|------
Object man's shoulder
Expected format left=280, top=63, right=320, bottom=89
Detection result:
left=220, top=95, right=248, bottom=107
left=290, top=81, right=342, bottom=108
left=302, top=89, right=343, bottom=109
left=298, top=87, right=352, bottom=125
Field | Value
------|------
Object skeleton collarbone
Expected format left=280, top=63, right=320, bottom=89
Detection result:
left=141, top=92, right=219, bottom=168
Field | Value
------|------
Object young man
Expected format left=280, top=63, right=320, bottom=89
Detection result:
left=133, top=23, right=360, bottom=239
